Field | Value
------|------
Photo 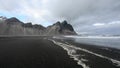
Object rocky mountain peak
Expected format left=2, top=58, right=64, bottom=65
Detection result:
left=23, top=22, right=33, bottom=28
left=5, top=17, right=23, bottom=25
left=22, top=22, right=46, bottom=30
left=61, top=20, right=74, bottom=31
left=0, top=16, right=7, bottom=21
left=0, top=16, right=77, bottom=35
left=61, top=20, right=68, bottom=26
left=33, top=24, right=46, bottom=30
left=53, top=21, right=61, bottom=26
left=46, top=20, right=77, bottom=35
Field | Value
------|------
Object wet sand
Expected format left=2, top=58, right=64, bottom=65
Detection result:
left=0, top=36, right=82, bottom=68
left=56, top=38, right=120, bottom=68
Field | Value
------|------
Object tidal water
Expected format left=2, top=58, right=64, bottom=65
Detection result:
left=65, top=36, right=120, bottom=49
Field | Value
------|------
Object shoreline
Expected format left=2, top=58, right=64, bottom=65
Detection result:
left=55, top=38, right=120, bottom=68
left=0, top=37, right=82, bottom=68
left=0, top=36, right=120, bottom=68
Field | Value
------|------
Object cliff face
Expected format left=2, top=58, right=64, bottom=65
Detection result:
left=46, top=21, right=77, bottom=35
left=0, top=17, right=77, bottom=36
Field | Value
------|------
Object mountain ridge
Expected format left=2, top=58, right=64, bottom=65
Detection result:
left=0, top=17, right=77, bottom=36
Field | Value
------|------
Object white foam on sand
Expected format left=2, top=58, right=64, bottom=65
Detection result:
left=51, top=40, right=120, bottom=68
left=51, top=40, right=90, bottom=68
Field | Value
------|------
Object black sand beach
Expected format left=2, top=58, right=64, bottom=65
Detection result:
left=0, top=36, right=120, bottom=68
left=0, top=36, right=82, bottom=68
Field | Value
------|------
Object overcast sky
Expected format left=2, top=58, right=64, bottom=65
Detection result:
left=0, top=0, right=120, bottom=35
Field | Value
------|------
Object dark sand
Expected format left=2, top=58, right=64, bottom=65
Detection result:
left=0, top=36, right=82, bottom=68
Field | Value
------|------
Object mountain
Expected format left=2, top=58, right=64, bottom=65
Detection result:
left=0, top=16, right=7, bottom=21
left=46, top=21, right=76, bottom=35
left=0, top=17, right=77, bottom=36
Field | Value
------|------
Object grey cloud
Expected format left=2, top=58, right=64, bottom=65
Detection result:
left=44, top=0, right=120, bottom=35
left=47, top=0, right=120, bottom=21
left=47, top=0, right=95, bottom=21
left=76, top=21, right=120, bottom=35
left=1, top=0, right=120, bottom=34
left=0, top=0, right=20, bottom=11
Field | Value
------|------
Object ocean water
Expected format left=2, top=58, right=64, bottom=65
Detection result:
left=64, top=36, right=120, bottom=49
left=51, top=36, right=120, bottom=68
